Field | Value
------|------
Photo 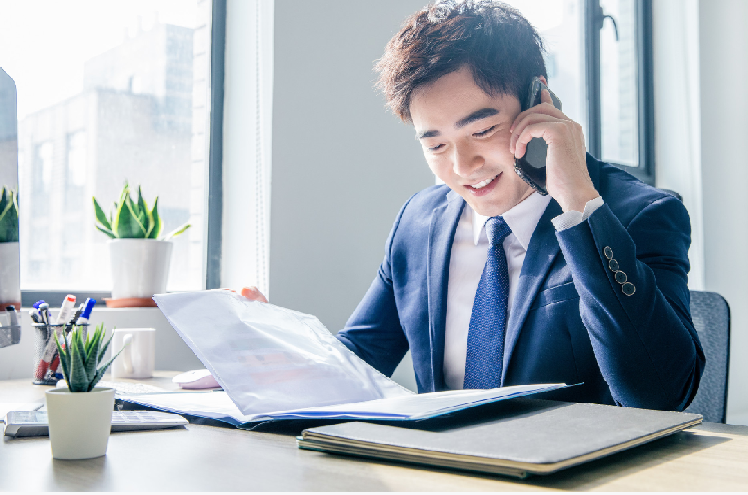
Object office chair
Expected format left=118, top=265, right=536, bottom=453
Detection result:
left=658, top=188, right=683, bottom=202
left=685, top=290, right=730, bottom=423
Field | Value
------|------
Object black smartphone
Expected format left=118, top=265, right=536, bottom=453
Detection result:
left=513, top=77, right=562, bottom=196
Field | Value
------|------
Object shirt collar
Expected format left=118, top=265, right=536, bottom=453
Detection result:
left=472, top=192, right=552, bottom=249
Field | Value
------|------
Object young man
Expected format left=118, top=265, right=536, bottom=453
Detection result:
left=246, top=0, right=704, bottom=410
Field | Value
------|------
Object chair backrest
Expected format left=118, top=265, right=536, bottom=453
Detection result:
left=684, top=290, right=730, bottom=422
left=658, top=188, right=683, bottom=202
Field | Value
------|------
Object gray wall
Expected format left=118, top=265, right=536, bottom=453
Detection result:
left=270, top=1, right=433, bottom=335
left=700, top=0, right=748, bottom=421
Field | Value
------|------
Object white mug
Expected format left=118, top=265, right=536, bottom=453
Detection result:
left=111, top=328, right=156, bottom=379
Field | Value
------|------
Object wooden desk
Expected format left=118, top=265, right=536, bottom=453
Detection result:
left=2, top=374, right=747, bottom=491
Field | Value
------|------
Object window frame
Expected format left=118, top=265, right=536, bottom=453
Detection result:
left=584, top=0, right=655, bottom=185
left=20, top=0, right=227, bottom=307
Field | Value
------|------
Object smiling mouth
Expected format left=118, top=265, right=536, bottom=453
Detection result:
left=468, top=174, right=500, bottom=190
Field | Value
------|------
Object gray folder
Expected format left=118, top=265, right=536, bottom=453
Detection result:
left=298, top=399, right=702, bottom=478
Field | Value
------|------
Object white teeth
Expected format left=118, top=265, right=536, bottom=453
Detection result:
left=471, top=175, right=497, bottom=189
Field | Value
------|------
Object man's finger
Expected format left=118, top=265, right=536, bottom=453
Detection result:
left=513, top=121, right=563, bottom=159
left=510, top=95, right=565, bottom=133
left=241, top=286, right=269, bottom=303
left=510, top=113, right=556, bottom=154
left=540, top=88, right=553, bottom=105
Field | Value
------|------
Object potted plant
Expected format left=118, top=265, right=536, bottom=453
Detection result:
left=0, top=185, right=19, bottom=309
left=46, top=324, right=123, bottom=459
left=93, top=182, right=190, bottom=301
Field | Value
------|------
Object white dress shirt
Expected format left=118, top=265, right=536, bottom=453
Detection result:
left=442, top=193, right=604, bottom=390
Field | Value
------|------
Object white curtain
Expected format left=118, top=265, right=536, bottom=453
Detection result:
left=652, top=0, right=703, bottom=290
left=221, top=0, right=274, bottom=297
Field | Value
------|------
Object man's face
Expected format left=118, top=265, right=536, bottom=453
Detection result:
left=410, top=66, right=533, bottom=217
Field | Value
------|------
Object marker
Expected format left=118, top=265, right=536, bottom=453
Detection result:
left=76, top=298, right=96, bottom=324
left=55, top=295, right=76, bottom=325
left=75, top=298, right=96, bottom=342
left=34, top=296, right=75, bottom=381
left=38, top=303, right=50, bottom=326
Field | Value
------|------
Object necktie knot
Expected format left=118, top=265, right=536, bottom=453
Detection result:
left=485, top=216, right=512, bottom=248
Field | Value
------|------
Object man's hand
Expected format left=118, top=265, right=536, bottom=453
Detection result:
left=241, top=286, right=268, bottom=303
left=509, top=88, right=598, bottom=213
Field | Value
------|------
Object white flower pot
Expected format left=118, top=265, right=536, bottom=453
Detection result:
left=45, top=387, right=116, bottom=460
left=0, top=241, right=20, bottom=307
left=109, top=239, right=173, bottom=299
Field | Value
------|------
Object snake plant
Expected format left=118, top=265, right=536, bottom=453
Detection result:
left=55, top=324, right=123, bottom=392
left=0, top=186, right=19, bottom=243
left=92, top=182, right=190, bottom=240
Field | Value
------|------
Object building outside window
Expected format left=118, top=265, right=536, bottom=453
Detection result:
left=0, top=0, right=649, bottom=296
left=508, top=0, right=651, bottom=179
left=0, top=0, right=212, bottom=293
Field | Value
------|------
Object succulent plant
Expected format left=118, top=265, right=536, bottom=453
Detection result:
left=92, top=182, right=190, bottom=240
left=54, top=324, right=123, bottom=392
left=0, top=185, right=19, bottom=243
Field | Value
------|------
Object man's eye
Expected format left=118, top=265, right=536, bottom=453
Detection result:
left=427, top=144, right=445, bottom=152
left=473, top=125, right=497, bottom=137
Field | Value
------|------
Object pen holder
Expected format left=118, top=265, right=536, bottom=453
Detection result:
left=0, top=310, right=21, bottom=348
left=32, top=323, right=89, bottom=385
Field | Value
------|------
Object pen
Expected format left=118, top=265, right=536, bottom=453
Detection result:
left=34, top=297, right=75, bottom=381
left=28, top=307, right=40, bottom=323
left=38, top=302, right=49, bottom=326
left=65, top=308, right=83, bottom=334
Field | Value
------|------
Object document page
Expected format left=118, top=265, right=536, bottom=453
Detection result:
left=265, top=383, right=568, bottom=420
left=154, top=290, right=412, bottom=416
left=122, top=384, right=568, bottom=424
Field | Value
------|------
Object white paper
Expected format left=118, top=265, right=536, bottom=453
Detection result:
left=154, top=290, right=412, bottom=416
left=122, top=383, right=567, bottom=424
left=148, top=290, right=568, bottom=425
left=263, top=383, right=567, bottom=420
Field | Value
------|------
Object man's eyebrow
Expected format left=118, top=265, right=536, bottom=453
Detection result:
left=416, top=129, right=440, bottom=140
left=455, top=108, right=500, bottom=129
left=416, top=108, right=500, bottom=140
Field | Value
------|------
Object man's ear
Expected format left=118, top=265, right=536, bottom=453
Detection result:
left=539, top=75, right=548, bottom=86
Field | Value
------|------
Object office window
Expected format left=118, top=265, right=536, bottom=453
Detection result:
left=510, top=0, right=654, bottom=182
left=505, top=0, right=586, bottom=137
left=600, top=0, right=638, bottom=168
left=0, top=0, right=213, bottom=292
left=587, top=0, right=654, bottom=182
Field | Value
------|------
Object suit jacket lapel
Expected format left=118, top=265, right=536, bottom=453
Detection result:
left=501, top=199, right=562, bottom=383
left=427, top=190, right=465, bottom=392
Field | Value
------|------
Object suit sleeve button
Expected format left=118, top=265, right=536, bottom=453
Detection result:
left=604, top=246, right=613, bottom=259
left=622, top=282, right=636, bottom=296
left=615, top=270, right=627, bottom=284
left=608, top=259, right=619, bottom=271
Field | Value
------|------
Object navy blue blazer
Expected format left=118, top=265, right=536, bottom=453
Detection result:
left=337, top=154, right=705, bottom=411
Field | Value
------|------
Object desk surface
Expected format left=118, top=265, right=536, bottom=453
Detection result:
left=2, top=373, right=748, bottom=491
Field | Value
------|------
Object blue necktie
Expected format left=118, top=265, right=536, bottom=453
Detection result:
left=463, top=216, right=512, bottom=389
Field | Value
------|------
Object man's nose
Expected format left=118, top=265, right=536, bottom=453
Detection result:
left=452, top=142, right=484, bottom=177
